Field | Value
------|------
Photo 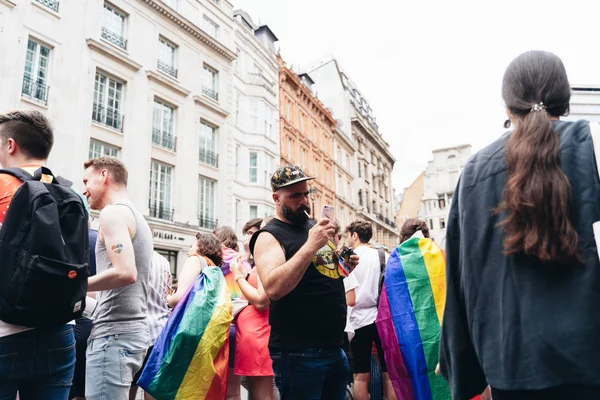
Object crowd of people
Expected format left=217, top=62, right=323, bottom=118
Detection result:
left=2, top=49, right=600, bottom=400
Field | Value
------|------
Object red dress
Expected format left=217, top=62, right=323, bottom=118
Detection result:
left=234, top=268, right=274, bottom=376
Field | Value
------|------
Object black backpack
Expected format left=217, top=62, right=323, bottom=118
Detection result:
left=377, top=249, right=386, bottom=306
left=0, top=167, right=89, bottom=327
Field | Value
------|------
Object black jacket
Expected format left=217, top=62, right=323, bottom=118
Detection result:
left=439, top=120, right=600, bottom=399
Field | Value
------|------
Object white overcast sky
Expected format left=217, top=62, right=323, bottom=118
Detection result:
left=237, top=0, right=600, bottom=192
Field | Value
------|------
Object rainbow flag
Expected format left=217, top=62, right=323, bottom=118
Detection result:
left=138, top=266, right=233, bottom=400
left=221, top=246, right=251, bottom=299
left=376, top=236, right=451, bottom=400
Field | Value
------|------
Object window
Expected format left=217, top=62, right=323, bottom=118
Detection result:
left=203, top=64, right=218, bottom=100
left=286, top=100, right=291, bottom=120
left=198, top=176, right=216, bottom=228
left=440, top=218, right=446, bottom=230
left=346, top=154, right=351, bottom=171
left=347, top=180, right=352, bottom=202
left=287, top=137, right=292, bottom=158
left=203, top=15, right=219, bottom=38
left=89, top=139, right=119, bottom=159
left=429, top=219, right=434, bottom=230
left=325, top=167, right=330, bottom=185
left=438, top=197, right=446, bottom=209
left=149, top=160, right=173, bottom=220
left=249, top=151, right=258, bottom=183
left=92, top=71, right=124, bottom=131
left=249, top=99, right=259, bottom=132
left=358, top=189, right=363, bottom=206
left=235, top=198, right=240, bottom=231
left=235, top=92, right=240, bottom=126
left=22, top=39, right=51, bottom=104
left=157, top=37, right=177, bottom=78
left=358, top=162, right=362, bottom=178
left=156, top=249, right=178, bottom=280
left=301, top=148, right=306, bottom=167
left=249, top=205, right=258, bottom=219
left=199, top=121, right=218, bottom=167
left=337, top=146, right=342, bottom=162
left=264, top=154, right=274, bottom=187
left=300, top=113, right=305, bottom=133
left=102, top=3, right=127, bottom=49
left=152, top=100, right=175, bottom=150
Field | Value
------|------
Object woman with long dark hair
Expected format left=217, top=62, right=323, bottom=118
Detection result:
left=439, top=50, right=600, bottom=400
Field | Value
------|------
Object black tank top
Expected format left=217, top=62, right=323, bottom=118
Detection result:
left=250, top=218, right=346, bottom=349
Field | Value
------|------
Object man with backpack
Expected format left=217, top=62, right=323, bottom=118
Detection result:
left=0, top=110, right=89, bottom=399
left=343, top=220, right=396, bottom=400
left=82, top=156, right=153, bottom=400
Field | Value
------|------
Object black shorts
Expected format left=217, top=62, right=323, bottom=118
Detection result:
left=134, top=345, right=154, bottom=383
left=349, top=323, right=387, bottom=374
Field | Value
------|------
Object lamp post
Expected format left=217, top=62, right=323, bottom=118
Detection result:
left=309, top=186, right=317, bottom=219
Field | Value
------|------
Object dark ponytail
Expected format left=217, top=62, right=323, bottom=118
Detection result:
left=498, top=51, right=580, bottom=264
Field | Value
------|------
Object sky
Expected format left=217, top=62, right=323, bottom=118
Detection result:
left=238, top=0, right=600, bottom=192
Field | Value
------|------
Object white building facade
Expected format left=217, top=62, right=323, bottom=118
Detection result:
left=418, top=144, right=472, bottom=246
left=308, top=58, right=397, bottom=250
left=0, top=0, right=239, bottom=278
left=230, top=10, right=279, bottom=233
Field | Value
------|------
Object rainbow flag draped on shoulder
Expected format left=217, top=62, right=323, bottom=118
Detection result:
left=139, top=266, right=233, bottom=400
left=376, top=235, right=451, bottom=400
left=221, top=246, right=251, bottom=299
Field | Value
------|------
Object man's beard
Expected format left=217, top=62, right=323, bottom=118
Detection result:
left=282, top=203, right=311, bottom=226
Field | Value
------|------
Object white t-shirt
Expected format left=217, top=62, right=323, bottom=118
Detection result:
left=345, top=245, right=382, bottom=333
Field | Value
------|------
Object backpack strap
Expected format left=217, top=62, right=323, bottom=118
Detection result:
left=0, top=167, right=36, bottom=182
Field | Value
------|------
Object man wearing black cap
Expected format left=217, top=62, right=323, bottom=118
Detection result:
left=250, top=164, right=358, bottom=400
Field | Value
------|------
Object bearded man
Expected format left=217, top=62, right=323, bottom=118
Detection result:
left=250, top=164, right=359, bottom=400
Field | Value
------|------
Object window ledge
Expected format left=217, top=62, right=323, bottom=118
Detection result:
left=92, top=121, right=124, bottom=135
left=21, top=96, right=49, bottom=109
left=193, top=95, right=229, bottom=118
left=0, top=0, right=16, bottom=8
left=199, top=161, right=219, bottom=171
left=86, top=38, right=142, bottom=71
left=31, top=1, right=60, bottom=18
left=147, top=70, right=190, bottom=97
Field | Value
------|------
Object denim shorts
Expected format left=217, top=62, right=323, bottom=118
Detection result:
left=0, top=324, right=75, bottom=400
left=85, top=332, right=149, bottom=400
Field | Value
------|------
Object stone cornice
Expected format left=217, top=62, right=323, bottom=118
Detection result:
left=142, top=0, right=236, bottom=62
left=146, top=70, right=191, bottom=97
left=0, top=0, right=16, bottom=8
left=193, top=95, right=229, bottom=118
left=86, top=39, right=142, bottom=71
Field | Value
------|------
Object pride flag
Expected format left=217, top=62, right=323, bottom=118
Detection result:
left=138, top=266, right=233, bottom=400
left=376, top=236, right=451, bottom=400
left=221, top=246, right=251, bottom=299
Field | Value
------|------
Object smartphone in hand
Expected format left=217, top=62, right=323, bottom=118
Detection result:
left=321, top=205, right=335, bottom=221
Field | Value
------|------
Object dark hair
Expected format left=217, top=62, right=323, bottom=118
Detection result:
left=196, top=232, right=223, bottom=266
left=0, top=110, right=54, bottom=159
left=400, top=218, right=430, bottom=243
left=498, top=50, right=579, bottom=263
left=346, top=220, right=373, bottom=244
left=213, top=226, right=239, bottom=252
left=84, top=156, right=128, bottom=186
left=242, top=218, right=263, bottom=235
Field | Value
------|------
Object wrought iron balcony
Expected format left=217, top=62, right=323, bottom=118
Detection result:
left=101, top=26, right=127, bottom=50
left=149, top=204, right=174, bottom=221
left=22, top=77, right=49, bottom=104
left=35, top=0, right=59, bottom=12
left=152, top=128, right=176, bottom=151
left=202, top=86, right=218, bottom=101
left=248, top=72, right=276, bottom=95
left=199, top=148, right=218, bottom=167
left=92, top=103, right=124, bottom=132
left=198, top=215, right=217, bottom=229
left=157, top=59, right=178, bottom=78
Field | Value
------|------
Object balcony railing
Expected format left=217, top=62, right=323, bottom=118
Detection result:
left=157, top=59, right=178, bottom=78
left=92, top=103, right=124, bottom=132
left=101, top=26, right=127, bottom=49
left=202, top=86, right=218, bottom=101
left=149, top=205, right=174, bottom=221
left=198, top=215, right=217, bottom=229
left=22, top=77, right=49, bottom=104
left=152, top=128, right=176, bottom=151
left=199, top=148, right=218, bottom=167
left=35, top=0, right=59, bottom=12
